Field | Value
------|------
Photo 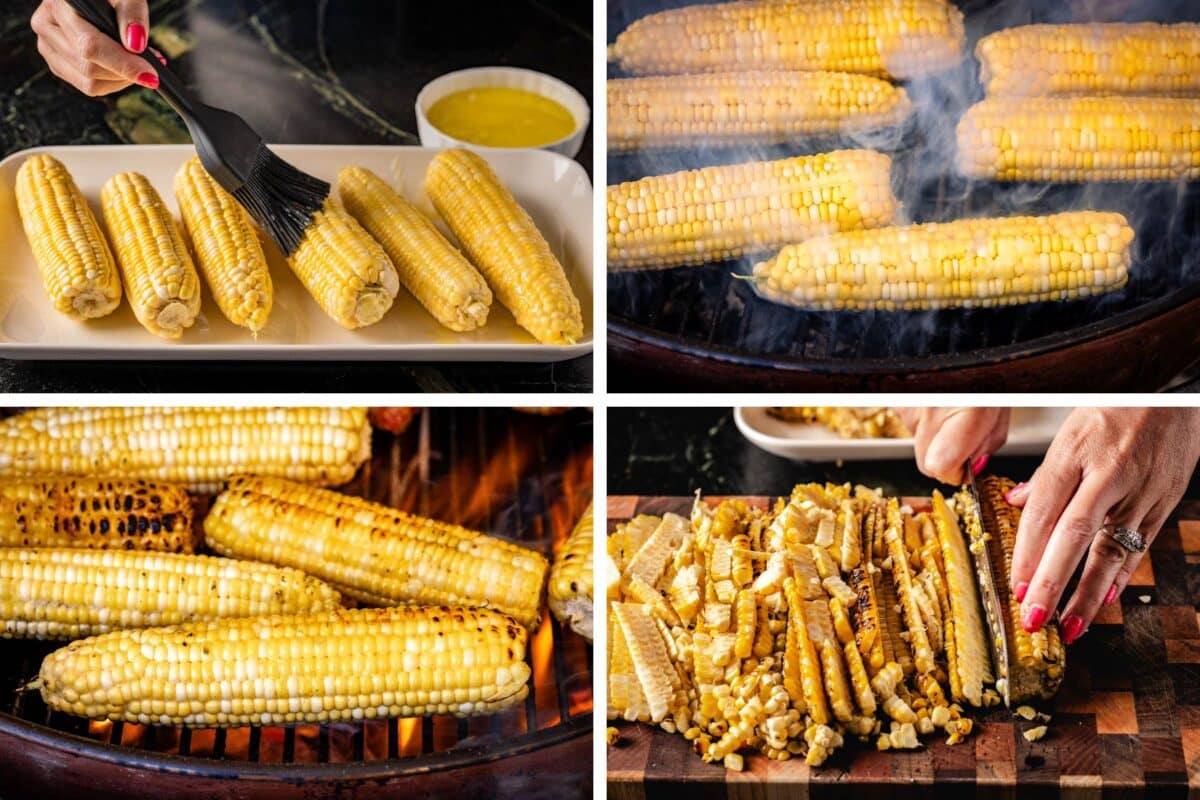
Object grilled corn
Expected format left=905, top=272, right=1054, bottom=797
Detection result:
left=549, top=501, right=594, bottom=639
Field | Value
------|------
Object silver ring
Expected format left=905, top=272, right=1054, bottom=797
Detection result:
left=1102, top=525, right=1147, bottom=553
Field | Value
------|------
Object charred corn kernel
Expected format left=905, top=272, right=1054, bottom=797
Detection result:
left=609, top=0, right=964, bottom=80
left=932, top=491, right=991, bottom=706
left=15, top=155, right=122, bottom=320
left=549, top=501, right=593, bottom=639
left=608, top=151, right=897, bottom=272
left=753, top=211, right=1134, bottom=311
left=614, top=602, right=682, bottom=723
left=608, top=71, right=912, bottom=152
left=338, top=166, right=491, bottom=332
left=1, top=548, right=339, bottom=640
left=39, top=605, right=530, bottom=726
left=875, top=569, right=912, bottom=676
left=287, top=196, right=399, bottom=329
left=425, top=149, right=582, bottom=345
left=173, top=157, right=272, bottom=332
left=101, top=171, right=201, bottom=338
left=977, top=23, right=1200, bottom=97
left=957, top=97, right=1200, bottom=182
left=607, top=726, right=621, bottom=745
left=205, top=475, right=548, bottom=629
left=849, top=566, right=884, bottom=672
left=0, top=477, right=194, bottom=553
left=734, top=589, right=756, bottom=659
left=0, top=407, right=370, bottom=493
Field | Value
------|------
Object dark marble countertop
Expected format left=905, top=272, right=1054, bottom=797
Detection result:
left=0, top=0, right=592, bottom=393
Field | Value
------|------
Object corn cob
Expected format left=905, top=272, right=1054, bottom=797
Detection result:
left=849, top=566, right=884, bottom=673
left=338, top=166, right=492, bottom=332
left=287, top=196, right=399, bottom=328
left=956, top=97, right=1200, bottom=182
left=101, top=172, right=201, bottom=338
left=843, top=639, right=877, bottom=716
left=425, top=149, right=582, bottom=345
left=753, top=211, right=1134, bottom=310
left=613, top=602, right=683, bottom=723
left=609, top=0, right=965, bottom=80
left=549, top=500, right=593, bottom=639
left=173, top=157, right=272, bottom=332
left=607, top=71, right=911, bottom=152
left=734, top=589, right=757, bottom=659
left=0, top=477, right=195, bottom=552
left=40, top=605, right=529, bottom=726
left=205, top=475, right=548, bottom=629
left=1, top=548, right=339, bottom=640
left=883, top=501, right=935, bottom=676
left=931, top=491, right=991, bottom=706
left=784, top=575, right=828, bottom=724
left=805, top=600, right=854, bottom=723
left=608, top=150, right=897, bottom=271
left=625, top=513, right=690, bottom=588
left=15, top=154, right=122, bottom=320
left=610, top=615, right=652, bottom=722
left=977, top=23, right=1200, bottom=98
left=0, top=407, right=371, bottom=493
left=875, top=568, right=912, bottom=676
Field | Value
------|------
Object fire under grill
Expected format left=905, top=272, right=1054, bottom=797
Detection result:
left=0, top=408, right=594, bottom=800
left=607, top=0, right=1200, bottom=391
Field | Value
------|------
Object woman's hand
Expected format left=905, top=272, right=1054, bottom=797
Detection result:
left=31, top=0, right=156, bottom=96
left=897, top=407, right=1011, bottom=484
left=1008, top=408, right=1200, bottom=646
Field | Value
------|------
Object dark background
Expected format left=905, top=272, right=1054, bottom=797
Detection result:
left=0, top=0, right=592, bottom=393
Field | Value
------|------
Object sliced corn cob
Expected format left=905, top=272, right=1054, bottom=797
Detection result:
left=549, top=500, right=593, bottom=639
left=0, top=407, right=371, bottom=493
left=753, top=211, right=1134, bottom=310
left=609, top=0, right=965, bottom=80
left=849, top=566, right=885, bottom=673
left=610, top=619, right=652, bottom=722
left=932, top=490, right=991, bottom=706
left=425, top=149, right=582, bottom=345
left=101, top=171, right=201, bottom=338
left=338, top=166, right=492, bottom=332
left=607, top=71, right=912, bottom=152
left=805, top=600, right=854, bottom=723
left=625, top=513, right=690, bottom=588
left=40, top=605, right=529, bottom=726
left=883, top=500, right=935, bottom=675
left=287, top=196, right=399, bottom=328
left=0, top=477, right=195, bottom=552
left=977, top=23, right=1200, bottom=98
left=613, top=602, right=682, bottom=723
left=608, top=150, right=897, bottom=271
left=15, top=154, right=122, bottom=320
left=734, top=589, right=757, bottom=659
left=875, top=568, right=912, bottom=676
left=1, top=548, right=339, bottom=640
left=204, top=475, right=548, bottom=629
left=956, top=97, right=1200, bottom=182
left=843, top=638, right=877, bottom=716
left=173, top=157, right=272, bottom=332
left=784, top=575, right=828, bottom=724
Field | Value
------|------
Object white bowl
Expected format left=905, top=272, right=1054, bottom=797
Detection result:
left=415, top=67, right=590, bottom=158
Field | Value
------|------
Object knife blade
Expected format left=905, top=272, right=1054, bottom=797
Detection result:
left=963, top=462, right=1012, bottom=707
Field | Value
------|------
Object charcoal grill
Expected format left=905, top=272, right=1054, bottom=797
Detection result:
left=0, top=408, right=594, bottom=800
left=607, top=0, right=1200, bottom=391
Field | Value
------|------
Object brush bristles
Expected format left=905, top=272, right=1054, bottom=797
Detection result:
left=233, top=147, right=329, bottom=255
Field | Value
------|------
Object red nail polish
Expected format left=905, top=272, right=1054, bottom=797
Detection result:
left=150, top=46, right=167, bottom=66
left=1022, top=604, right=1047, bottom=632
left=1015, top=581, right=1028, bottom=602
left=971, top=453, right=990, bottom=476
left=127, top=23, right=147, bottom=53
left=1061, top=614, right=1084, bottom=644
left=136, top=72, right=159, bottom=89
left=1005, top=481, right=1028, bottom=503
left=1104, top=584, right=1118, bottom=605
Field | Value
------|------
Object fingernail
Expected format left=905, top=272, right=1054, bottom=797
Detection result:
left=126, top=23, right=147, bottom=53
left=149, top=46, right=167, bottom=66
left=1022, top=604, right=1047, bottom=632
left=136, top=72, right=159, bottom=89
left=1005, top=481, right=1029, bottom=504
left=1014, top=581, right=1029, bottom=602
left=971, top=453, right=990, bottom=476
left=1104, top=584, right=1118, bottom=605
left=1061, top=613, right=1084, bottom=644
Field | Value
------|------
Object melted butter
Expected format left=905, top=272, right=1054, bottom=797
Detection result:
left=426, top=87, right=575, bottom=147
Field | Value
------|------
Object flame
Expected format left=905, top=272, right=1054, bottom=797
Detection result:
left=397, top=718, right=420, bottom=757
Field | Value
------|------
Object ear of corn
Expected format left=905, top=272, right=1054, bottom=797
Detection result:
left=609, top=0, right=965, bottom=80
left=753, top=211, right=1134, bottom=310
left=15, top=154, right=122, bottom=320
left=0, top=477, right=195, bottom=552
left=101, top=171, right=201, bottom=338
left=1, top=548, right=339, bottom=640
left=956, top=96, right=1200, bottom=182
left=338, top=166, right=492, bottom=332
left=608, top=150, right=897, bottom=271
left=425, top=148, right=582, bottom=345
left=288, top=197, right=400, bottom=329
left=39, top=605, right=530, bottom=726
left=204, top=475, right=548, bottom=629
left=0, top=407, right=371, bottom=493
left=608, top=71, right=912, bottom=152
left=548, top=500, right=594, bottom=639
left=977, top=23, right=1200, bottom=97
left=173, top=157, right=273, bottom=333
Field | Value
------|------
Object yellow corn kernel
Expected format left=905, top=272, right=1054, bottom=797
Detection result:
left=549, top=501, right=594, bottom=639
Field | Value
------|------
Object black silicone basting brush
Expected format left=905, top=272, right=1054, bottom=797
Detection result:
left=64, top=0, right=329, bottom=255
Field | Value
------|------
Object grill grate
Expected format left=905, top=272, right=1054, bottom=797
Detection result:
left=0, top=408, right=593, bottom=772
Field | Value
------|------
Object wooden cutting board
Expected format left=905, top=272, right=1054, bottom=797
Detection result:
left=606, top=495, right=1200, bottom=799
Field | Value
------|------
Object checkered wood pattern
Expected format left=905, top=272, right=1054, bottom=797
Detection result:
left=606, top=495, right=1200, bottom=798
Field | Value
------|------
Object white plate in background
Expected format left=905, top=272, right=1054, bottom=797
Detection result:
left=0, top=144, right=592, bottom=361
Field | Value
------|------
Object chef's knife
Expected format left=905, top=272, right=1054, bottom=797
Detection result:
left=963, top=462, right=1012, bottom=707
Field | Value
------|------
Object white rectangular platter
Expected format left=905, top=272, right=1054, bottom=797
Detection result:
left=0, top=144, right=593, bottom=361
left=734, top=407, right=1072, bottom=462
